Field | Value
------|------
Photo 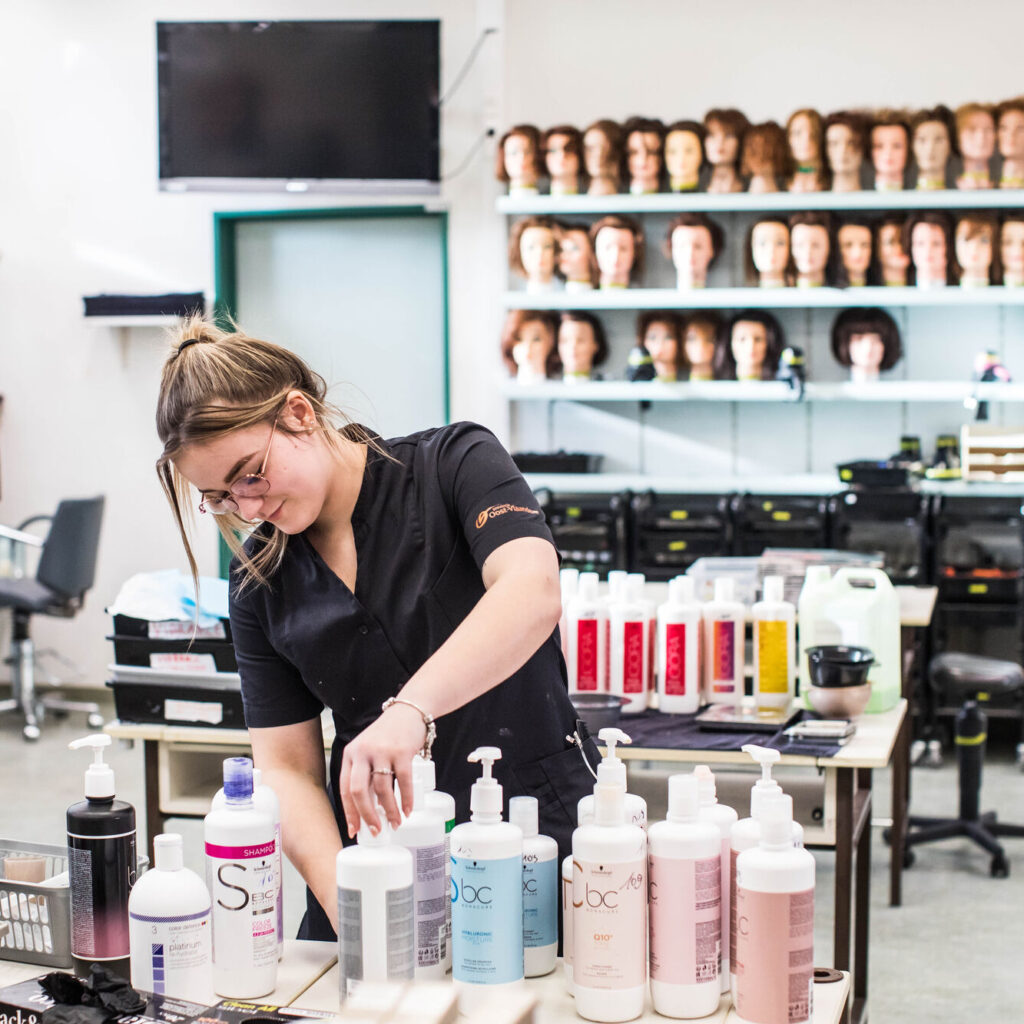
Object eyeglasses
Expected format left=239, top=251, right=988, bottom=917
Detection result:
left=198, top=424, right=275, bottom=516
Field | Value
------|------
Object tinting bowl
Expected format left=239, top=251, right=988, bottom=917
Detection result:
left=570, top=693, right=629, bottom=735
left=806, top=645, right=875, bottom=688
left=807, top=683, right=872, bottom=719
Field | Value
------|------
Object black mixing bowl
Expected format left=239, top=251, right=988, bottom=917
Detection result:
left=806, top=645, right=875, bottom=688
left=570, top=693, right=630, bottom=733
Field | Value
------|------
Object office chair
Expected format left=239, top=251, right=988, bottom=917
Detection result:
left=0, top=497, right=105, bottom=740
left=903, top=652, right=1024, bottom=877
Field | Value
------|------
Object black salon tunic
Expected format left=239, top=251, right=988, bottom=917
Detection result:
left=229, top=421, right=598, bottom=936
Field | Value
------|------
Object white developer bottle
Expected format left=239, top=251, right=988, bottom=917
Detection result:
left=128, top=833, right=214, bottom=1005
left=415, top=754, right=456, bottom=972
left=752, top=576, right=796, bottom=712
left=509, top=796, right=558, bottom=978
left=648, top=774, right=722, bottom=1019
left=573, top=780, right=648, bottom=1023
left=797, top=565, right=833, bottom=699
left=694, top=764, right=738, bottom=995
left=336, top=805, right=415, bottom=1001
left=734, top=795, right=816, bottom=1024
left=203, top=757, right=277, bottom=998
left=627, top=571, right=657, bottom=699
left=567, top=572, right=607, bottom=694
left=608, top=574, right=649, bottom=714
left=657, top=575, right=702, bottom=714
left=702, top=578, right=746, bottom=706
left=394, top=757, right=447, bottom=979
left=450, top=747, right=524, bottom=1013
left=560, top=567, right=580, bottom=661
left=577, top=728, right=648, bottom=833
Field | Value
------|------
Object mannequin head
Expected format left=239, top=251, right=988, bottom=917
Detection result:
left=741, top=121, right=791, bottom=191
left=495, top=124, right=543, bottom=191
left=542, top=125, right=583, bottom=194
left=636, top=312, right=684, bottom=381
left=704, top=108, right=749, bottom=167
left=665, top=212, right=724, bottom=288
left=997, top=98, right=1024, bottom=171
left=582, top=119, right=623, bottom=193
left=500, top=310, right=558, bottom=379
left=823, top=111, right=867, bottom=189
left=508, top=216, right=559, bottom=289
left=870, top=112, right=909, bottom=188
left=683, top=312, right=722, bottom=380
left=556, top=221, right=597, bottom=288
left=955, top=214, right=1000, bottom=286
left=621, top=116, right=666, bottom=193
left=1001, top=216, right=1024, bottom=285
left=717, top=310, right=784, bottom=381
left=663, top=120, right=706, bottom=191
left=836, top=218, right=874, bottom=287
left=789, top=211, right=833, bottom=286
left=787, top=109, right=823, bottom=165
left=910, top=106, right=955, bottom=187
left=830, top=308, right=902, bottom=382
left=903, top=211, right=955, bottom=288
left=956, top=103, right=996, bottom=163
left=875, top=215, right=910, bottom=285
left=590, top=215, right=644, bottom=288
left=557, top=312, right=608, bottom=378
left=746, top=218, right=793, bottom=286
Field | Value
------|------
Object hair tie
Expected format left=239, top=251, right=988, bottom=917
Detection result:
left=176, top=338, right=203, bottom=357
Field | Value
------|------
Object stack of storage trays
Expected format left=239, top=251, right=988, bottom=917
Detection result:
left=827, top=489, right=932, bottom=584
left=106, top=613, right=244, bottom=728
left=931, top=494, right=1024, bottom=722
left=630, top=491, right=732, bottom=581
left=731, top=493, right=829, bottom=556
left=534, top=489, right=629, bottom=578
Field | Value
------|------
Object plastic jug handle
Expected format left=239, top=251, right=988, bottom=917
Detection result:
left=834, top=567, right=888, bottom=588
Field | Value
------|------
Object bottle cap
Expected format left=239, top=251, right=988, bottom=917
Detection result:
left=69, top=735, right=115, bottom=799
left=667, top=773, right=699, bottom=822
left=625, top=574, right=645, bottom=604
left=412, top=753, right=437, bottom=794
left=357, top=804, right=393, bottom=847
left=694, top=764, right=718, bottom=806
left=508, top=796, right=538, bottom=838
left=578, top=573, right=600, bottom=601
left=805, top=565, right=832, bottom=587
left=153, top=833, right=184, bottom=872
left=607, top=570, right=628, bottom=603
left=593, top=781, right=625, bottom=826
left=596, top=728, right=632, bottom=789
left=669, top=575, right=695, bottom=605
left=560, top=568, right=580, bottom=596
left=763, top=576, right=785, bottom=604
left=714, top=578, right=735, bottom=603
left=760, top=793, right=795, bottom=849
left=742, top=744, right=783, bottom=818
left=222, top=757, right=254, bottom=802
left=627, top=572, right=647, bottom=590
left=468, top=746, right=503, bottom=820
left=252, top=767, right=262, bottom=788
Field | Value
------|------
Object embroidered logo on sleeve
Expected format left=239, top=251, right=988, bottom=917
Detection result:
left=475, top=504, right=541, bottom=529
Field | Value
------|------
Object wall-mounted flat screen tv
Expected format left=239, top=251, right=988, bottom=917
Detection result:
left=157, top=20, right=440, bottom=193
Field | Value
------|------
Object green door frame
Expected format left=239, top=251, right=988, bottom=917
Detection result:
left=212, top=205, right=451, bottom=577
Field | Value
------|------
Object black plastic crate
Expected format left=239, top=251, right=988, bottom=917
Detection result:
left=512, top=451, right=604, bottom=473
left=534, top=489, right=629, bottom=578
left=732, top=493, right=829, bottom=556
left=108, top=634, right=238, bottom=673
left=630, top=491, right=731, bottom=580
left=106, top=678, right=245, bottom=728
left=112, top=613, right=233, bottom=643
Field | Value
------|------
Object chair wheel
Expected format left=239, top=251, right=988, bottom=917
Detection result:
left=87, top=713, right=104, bottom=729
left=904, top=849, right=915, bottom=869
left=991, top=855, right=1010, bottom=878
left=23, top=724, right=40, bottom=742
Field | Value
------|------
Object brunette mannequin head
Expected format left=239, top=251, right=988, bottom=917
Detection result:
left=508, top=216, right=559, bottom=291
left=741, top=121, right=791, bottom=192
left=745, top=218, right=793, bottom=287
left=704, top=108, right=749, bottom=191
left=664, top=212, right=724, bottom=289
left=555, top=221, right=598, bottom=289
left=996, top=97, right=1024, bottom=187
left=500, top=310, right=558, bottom=379
left=621, top=116, right=666, bottom=194
left=683, top=312, right=723, bottom=381
left=590, top=215, right=645, bottom=288
left=823, top=110, right=867, bottom=191
left=582, top=119, right=624, bottom=194
left=789, top=211, right=834, bottom=287
left=830, top=308, right=902, bottom=382
left=557, top=311, right=608, bottom=379
left=874, top=215, right=910, bottom=286
left=663, top=120, right=706, bottom=192
left=1001, top=215, right=1024, bottom=286
left=870, top=111, right=910, bottom=190
left=542, top=125, right=583, bottom=195
left=903, top=211, right=956, bottom=288
left=955, top=102, right=996, bottom=187
left=955, top=214, right=1001, bottom=287
left=636, top=311, right=684, bottom=381
left=496, top=124, right=543, bottom=192
left=786, top=108, right=825, bottom=191
left=910, top=106, right=956, bottom=189
left=835, top=217, right=875, bottom=287
left=716, top=310, right=785, bottom=381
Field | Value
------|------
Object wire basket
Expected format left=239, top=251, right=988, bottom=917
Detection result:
left=0, top=839, right=72, bottom=967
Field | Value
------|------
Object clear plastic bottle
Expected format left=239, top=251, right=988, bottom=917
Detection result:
left=415, top=755, right=455, bottom=972
left=702, top=578, right=746, bottom=706
left=752, top=576, right=796, bottom=712
left=608, top=575, right=649, bottom=714
left=509, top=796, right=558, bottom=978
left=567, top=572, right=607, bottom=693
left=648, top=775, right=722, bottom=1019
left=657, top=575, right=702, bottom=714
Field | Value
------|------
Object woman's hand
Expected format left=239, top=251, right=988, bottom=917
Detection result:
left=338, top=701, right=428, bottom=837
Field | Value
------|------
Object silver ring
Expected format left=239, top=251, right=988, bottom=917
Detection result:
left=371, top=768, right=394, bottom=776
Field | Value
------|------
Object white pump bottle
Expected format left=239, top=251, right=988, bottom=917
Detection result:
left=576, top=728, right=648, bottom=832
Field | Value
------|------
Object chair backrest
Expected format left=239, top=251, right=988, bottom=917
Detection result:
left=36, top=497, right=105, bottom=602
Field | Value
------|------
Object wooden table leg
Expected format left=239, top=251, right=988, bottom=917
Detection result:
left=143, top=739, right=163, bottom=864
left=853, top=768, right=873, bottom=1024
left=833, top=766, right=853, bottom=975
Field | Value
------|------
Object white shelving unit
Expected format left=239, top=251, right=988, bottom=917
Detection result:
left=83, top=315, right=183, bottom=328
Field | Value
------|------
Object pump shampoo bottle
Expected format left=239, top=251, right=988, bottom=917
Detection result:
left=657, top=575, right=702, bottom=714
left=567, top=572, right=607, bottom=694
left=608, top=575, right=649, bottom=714
left=702, top=578, right=745, bottom=706
left=394, top=756, right=447, bottom=979
left=203, top=757, right=278, bottom=997
left=509, top=796, right=558, bottom=978
left=67, top=735, right=137, bottom=980
left=336, top=805, right=416, bottom=1001
left=752, top=576, right=796, bottom=712
left=128, top=833, right=214, bottom=1004
left=450, top=747, right=525, bottom=1012
left=648, top=774, right=722, bottom=1019
left=577, top=728, right=648, bottom=833
left=734, top=795, right=815, bottom=1024
left=416, top=754, right=456, bottom=972
left=572, top=780, right=647, bottom=1023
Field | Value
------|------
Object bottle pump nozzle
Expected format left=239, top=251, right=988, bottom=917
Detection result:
left=69, top=734, right=115, bottom=799
left=596, top=728, right=632, bottom=790
left=742, top=744, right=783, bottom=818
left=468, top=746, right=503, bottom=820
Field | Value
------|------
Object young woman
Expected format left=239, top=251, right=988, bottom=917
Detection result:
left=156, top=316, right=599, bottom=939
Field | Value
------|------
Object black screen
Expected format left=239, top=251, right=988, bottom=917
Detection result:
left=157, top=21, right=440, bottom=183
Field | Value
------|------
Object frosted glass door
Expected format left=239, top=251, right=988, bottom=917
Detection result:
left=233, top=213, right=447, bottom=438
